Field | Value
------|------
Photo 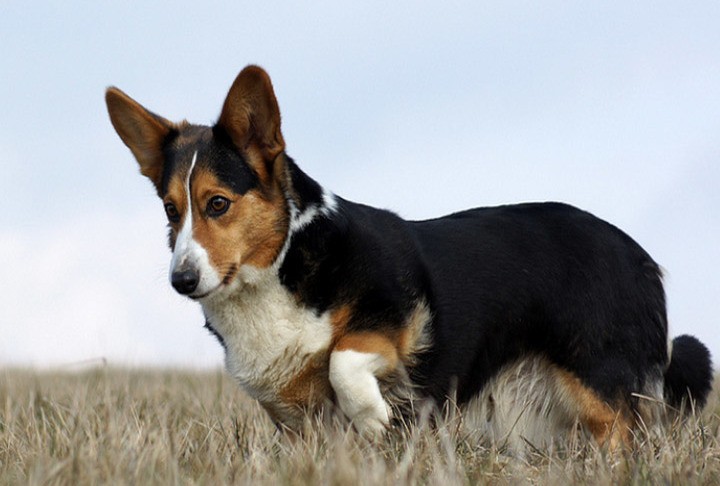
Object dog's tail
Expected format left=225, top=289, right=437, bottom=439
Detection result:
left=663, top=334, right=713, bottom=410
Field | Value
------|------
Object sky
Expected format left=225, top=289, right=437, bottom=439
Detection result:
left=1, top=1, right=718, bottom=368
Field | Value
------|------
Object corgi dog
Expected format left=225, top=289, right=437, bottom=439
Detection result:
left=106, top=65, right=712, bottom=449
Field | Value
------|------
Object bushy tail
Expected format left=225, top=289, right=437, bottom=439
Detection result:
left=664, top=335, right=713, bottom=410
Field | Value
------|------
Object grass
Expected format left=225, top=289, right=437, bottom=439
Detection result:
left=1, top=367, right=718, bottom=485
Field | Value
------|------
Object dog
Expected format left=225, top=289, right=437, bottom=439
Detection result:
left=106, top=65, right=712, bottom=449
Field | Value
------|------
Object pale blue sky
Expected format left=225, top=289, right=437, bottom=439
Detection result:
left=1, top=1, right=719, bottom=367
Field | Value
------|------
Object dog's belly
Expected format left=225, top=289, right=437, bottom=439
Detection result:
left=461, top=356, right=576, bottom=450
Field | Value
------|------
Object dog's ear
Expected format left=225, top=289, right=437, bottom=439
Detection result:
left=106, top=87, right=173, bottom=194
left=217, top=66, right=285, bottom=180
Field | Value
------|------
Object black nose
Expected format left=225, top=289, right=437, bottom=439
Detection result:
left=171, top=269, right=199, bottom=295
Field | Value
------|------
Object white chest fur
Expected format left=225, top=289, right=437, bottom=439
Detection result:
left=200, top=266, right=333, bottom=403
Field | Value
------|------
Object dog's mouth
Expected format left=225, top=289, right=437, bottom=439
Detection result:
left=188, top=282, right=227, bottom=301
left=188, top=286, right=220, bottom=301
left=188, top=264, right=239, bottom=301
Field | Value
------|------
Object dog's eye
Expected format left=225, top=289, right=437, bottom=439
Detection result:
left=207, top=196, right=230, bottom=217
left=164, top=203, right=180, bottom=223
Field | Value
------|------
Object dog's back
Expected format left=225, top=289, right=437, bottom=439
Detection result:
left=409, top=202, right=669, bottom=408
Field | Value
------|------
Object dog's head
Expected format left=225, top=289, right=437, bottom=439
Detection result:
left=106, top=66, right=290, bottom=300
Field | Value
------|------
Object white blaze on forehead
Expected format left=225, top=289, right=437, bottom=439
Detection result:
left=182, top=150, right=198, bottom=234
left=169, top=151, right=221, bottom=295
left=170, top=151, right=198, bottom=270
left=186, top=152, right=198, bottom=210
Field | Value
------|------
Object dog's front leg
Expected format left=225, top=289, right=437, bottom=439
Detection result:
left=328, top=333, right=398, bottom=436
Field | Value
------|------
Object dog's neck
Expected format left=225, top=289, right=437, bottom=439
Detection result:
left=273, top=157, right=339, bottom=269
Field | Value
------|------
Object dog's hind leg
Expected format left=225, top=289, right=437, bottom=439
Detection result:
left=329, top=333, right=399, bottom=436
left=554, top=369, right=632, bottom=450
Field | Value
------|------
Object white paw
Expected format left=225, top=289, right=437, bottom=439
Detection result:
left=353, top=413, right=389, bottom=438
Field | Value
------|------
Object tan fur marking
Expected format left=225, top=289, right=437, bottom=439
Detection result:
left=330, top=302, right=430, bottom=366
left=278, top=351, right=333, bottom=412
left=163, top=173, right=189, bottom=247
left=164, top=173, right=188, bottom=214
left=330, top=305, right=354, bottom=343
left=187, top=168, right=288, bottom=275
left=397, top=303, right=432, bottom=362
left=334, top=332, right=400, bottom=374
left=556, top=370, right=631, bottom=449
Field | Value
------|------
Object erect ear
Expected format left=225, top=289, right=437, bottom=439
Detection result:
left=216, top=66, right=285, bottom=176
left=105, top=87, right=173, bottom=194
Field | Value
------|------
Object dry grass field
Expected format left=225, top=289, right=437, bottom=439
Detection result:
left=1, top=367, right=718, bottom=485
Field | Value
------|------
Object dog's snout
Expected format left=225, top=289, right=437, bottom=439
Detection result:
left=171, top=269, right=200, bottom=295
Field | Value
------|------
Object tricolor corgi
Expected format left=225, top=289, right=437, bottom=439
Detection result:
left=106, top=65, right=712, bottom=449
